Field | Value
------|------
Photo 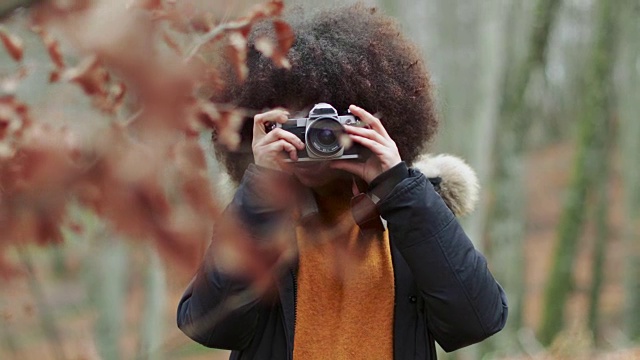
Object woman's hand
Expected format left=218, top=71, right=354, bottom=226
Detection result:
left=252, top=109, right=305, bottom=171
left=331, top=105, right=402, bottom=183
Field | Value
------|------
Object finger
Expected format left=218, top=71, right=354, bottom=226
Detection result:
left=259, top=128, right=305, bottom=150
left=348, top=134, right=386, bottom=155
left=263, top=139, right=299, bottom=161
left=253, top=109, right=290, bottom=140
left=264, top=140, right=297, bottom=158
left=349, top=134, right=401, bottom=171
left=344, top=124, right=388, bottom=145
left=349, top=105, right=389, bottom=138
left=254, top=109, right=291, bottom=124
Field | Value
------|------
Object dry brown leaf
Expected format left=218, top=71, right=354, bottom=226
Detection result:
left=255, top=20, right=293, bottom=69
left=0, top=97, right=28, bottom=157
left=161, top=30, right=183, bottom=55
left=0, top=28, right=24, bottom=62
left=62, top=55, right=109, bottom=96
left=0, top=0, right=293, bottom=277
left=273, top=19, right=293, bottom=68
left=189, top=13, right=215, bottom=33
left=49, top=69, right=61, bottom=83
left=72, top=126, right=177, bottom=248
left=110, top=82, right=127, bottom=108
left=195, top=100, right=220, bottom=127
left=141, top=0, right=163, bottom=11
left=0, top=255, right=23, bottom=280
left=39, top=30, right=65, bottom=69
left=8, top=124, right=81, bottom=193
left=0, top=124, right=80, bottom=248
left=216, top=109, right=244, bottom=151
left=194, top=101, right=245, bottom=151
left=127, top=0, right=163, bottom=11
left=227, top=31, right=248, bottom=82
left=172, top=139, right=219, bottom=217
left=245, top=0, right=284, bottom=23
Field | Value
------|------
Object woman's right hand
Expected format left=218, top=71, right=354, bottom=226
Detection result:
left=252, top=109, right=305, bottom=171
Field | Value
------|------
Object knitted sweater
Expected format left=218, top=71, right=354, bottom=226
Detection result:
left=293, top=198, right=395, bottom=360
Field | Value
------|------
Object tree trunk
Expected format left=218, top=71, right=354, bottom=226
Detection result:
left=586, top=100, right=614, bottom=344
left=486, top=0, right=561, bottom=353
left=465, top=0, right=507, bottom=252
left=86, top=237, right=129, bottom=360
left=617, top=0, right=640, bottom=342
left=538, top=0, right=619, bottom=346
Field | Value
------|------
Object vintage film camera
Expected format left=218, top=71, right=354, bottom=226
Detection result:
left=274, top=103, right=367, bottom=161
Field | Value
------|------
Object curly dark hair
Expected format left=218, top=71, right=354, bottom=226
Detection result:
left=212, top=3, right=439, bottom=183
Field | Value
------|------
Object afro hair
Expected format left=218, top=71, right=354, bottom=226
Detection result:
left=211, top=3, right=439, bottom=183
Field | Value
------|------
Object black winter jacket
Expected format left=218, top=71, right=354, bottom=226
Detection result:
left=177, top=164, right=508, bottom=359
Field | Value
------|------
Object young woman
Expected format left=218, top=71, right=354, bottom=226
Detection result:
left=177, top=4, right=507, bottom=359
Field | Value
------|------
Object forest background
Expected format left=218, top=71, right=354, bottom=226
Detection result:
left=0, top=0, right=638, bottom=359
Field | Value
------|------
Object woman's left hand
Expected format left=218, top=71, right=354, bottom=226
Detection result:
left=330, top=105, right=401, bottom=184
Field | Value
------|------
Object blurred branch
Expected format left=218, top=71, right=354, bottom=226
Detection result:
left=0, top=0, right=41, bottom=19
left=137, top=246, right=166, bottom=360
left=17, top=246, right=67, bottom=360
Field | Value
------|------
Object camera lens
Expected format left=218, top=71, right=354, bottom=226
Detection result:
left=307, top=118, right=343, bottom=157
left=317, top=129, right=337, bottom=145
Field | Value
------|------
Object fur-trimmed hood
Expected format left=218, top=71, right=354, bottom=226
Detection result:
left=412, top=154, right=479, bottom=217
left=211, top=154, right=479, bottom=217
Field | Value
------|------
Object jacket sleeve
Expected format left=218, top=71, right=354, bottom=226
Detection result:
left=176, top=165, right=291, bottom=349
left=376, top=166, right=508, bottom=352
left=176, top=258, right=261, bottom=349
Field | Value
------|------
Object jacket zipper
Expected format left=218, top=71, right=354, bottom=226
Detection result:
left=281, top=268, right=298, bottom=360
left=290, top=268, right=298, bottom=360
left=389, top=232, right=399, bottom=359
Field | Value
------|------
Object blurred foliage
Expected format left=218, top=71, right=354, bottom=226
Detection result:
left=0, top=0, right=639, bottom=359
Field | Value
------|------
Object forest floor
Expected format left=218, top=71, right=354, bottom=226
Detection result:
left=508, top=141, right=636, bottom=360
left=0, top=141, right=638, bottom=360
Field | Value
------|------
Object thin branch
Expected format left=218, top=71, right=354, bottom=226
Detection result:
left=186, top=20, right=251, bottom=61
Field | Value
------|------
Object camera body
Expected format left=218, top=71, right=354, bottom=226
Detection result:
left=275, top=103, right=366, bottom=161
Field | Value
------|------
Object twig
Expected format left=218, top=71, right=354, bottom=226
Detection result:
left=185, top=20, right=251, bottom=61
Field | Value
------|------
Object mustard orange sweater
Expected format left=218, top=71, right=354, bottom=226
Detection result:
left=293, top=205, right=395, bottom=360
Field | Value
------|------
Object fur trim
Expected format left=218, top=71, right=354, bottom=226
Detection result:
left=412, top=154, right=479, bottom=217
left=211, top=154, right=480, bottom=217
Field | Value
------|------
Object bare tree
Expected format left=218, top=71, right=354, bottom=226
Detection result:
left=485, top=0, right=561, bottom=353
left=538, top=0, right=620, bottom=346
left=617, top=0, right=640, bottom=343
